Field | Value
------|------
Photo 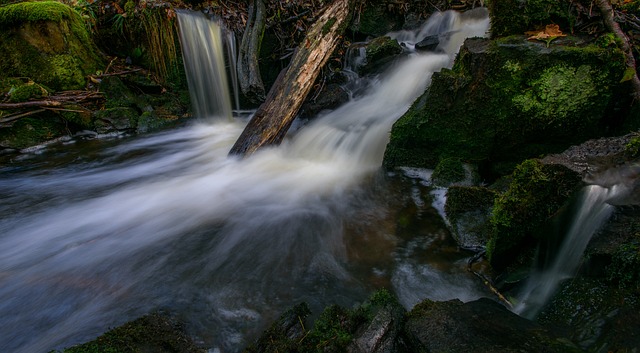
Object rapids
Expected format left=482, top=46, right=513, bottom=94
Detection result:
left=0, top=9, right=490, bottom=352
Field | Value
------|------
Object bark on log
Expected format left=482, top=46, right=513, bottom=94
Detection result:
left=237, top=0, right=266, bottom=104
left=229, top=0, right=352, bottom=156
left=595, top=0, right=640, bottom=102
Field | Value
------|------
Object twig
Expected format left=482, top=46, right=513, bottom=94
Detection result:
left=467, top=251, right=514, bottom=309
left=0, top=109, right=47, bottom=125
left=0, top=100, right=62, bottom=109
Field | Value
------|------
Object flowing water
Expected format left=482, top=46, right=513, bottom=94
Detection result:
left=0, top=9, right=490, bottom=352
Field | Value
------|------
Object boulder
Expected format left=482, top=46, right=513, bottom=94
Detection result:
left=383, top=36, right=633, bottom=179
left=445, top=186, right=498, bottom=250
left=404, top=297, right=581, bottom=352
left=414, top=34, right=439, bottom=51
left=0, top=1, right=103, bottom=91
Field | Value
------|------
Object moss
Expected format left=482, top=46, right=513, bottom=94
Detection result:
left=322, top=17, right=337, bottom=35
left=625, top=134, right=640, bottom=158
left=486, top=159, right=582, bottom=269
left=0, top=116, right=67, bottom=149
left=8, top=82, right=49, bottom=102
left=431, top=157, right=466, bottom=186
left=59, top=312, right=205, bottom=353
left=0, top=1, right=102, bottom=91
left=383, top=37, right=629, bottom=176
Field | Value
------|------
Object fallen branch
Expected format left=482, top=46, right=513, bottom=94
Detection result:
left=595, top=0, right=640, bottom=101
left=467, top=251, right=514, bottom=309
left=0, top=100, right=62, bottom=109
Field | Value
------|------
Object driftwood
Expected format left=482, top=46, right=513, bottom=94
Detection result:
left=595, top=0, right=640, bottom=101
left=237, top=0, right=267, bottom=104
left=467, top=251, right=514, bottom=310
left=229, top=0, right=352, bottom=156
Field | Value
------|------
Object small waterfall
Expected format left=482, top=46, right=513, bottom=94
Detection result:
left=176, top=10, right=233, bottom=120
left=514, top=185, right=615, bottom=318
left=222, top=24, right=241, bottom=113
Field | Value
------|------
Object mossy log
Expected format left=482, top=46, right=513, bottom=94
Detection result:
left=229, top=0, right=352, bottom=156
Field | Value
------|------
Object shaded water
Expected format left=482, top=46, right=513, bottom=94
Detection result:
left=0, top=9, right=490, bottom=352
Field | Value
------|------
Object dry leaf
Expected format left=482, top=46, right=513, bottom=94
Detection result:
left=526, top=24, right=567, bottom=47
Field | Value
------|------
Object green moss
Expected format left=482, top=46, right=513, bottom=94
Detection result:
left=8, top=82, right=49, bottom=102
left=432, top=157, right=466, bottom=186
left=0, top=116, right=67, bottom=149
left=625, top=134, right=640, bottom=158
left=512, top=64, right=605, bottom=129
left=0, top=1, right=102, bottom=91
left=322, top=17, right=337, bottom=35
left=59, top=313, right=205, bottom=353
left=383, top=38, right=628, bottom=175
left=486, top=159, right=582, bottom=268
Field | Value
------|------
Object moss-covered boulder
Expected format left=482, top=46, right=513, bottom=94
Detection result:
left=58, top=312, right=205, bottom=353
left=487, top=159, right=583, bottom=270
left=0, top=1, right=103, bottom=91
left=0, top=116, right=67, bottom=150
left=361, top=36, right=403, bottom=74
left=383, top=37, right=631, bottom=177
left=445, top=186, right=498, bottom=249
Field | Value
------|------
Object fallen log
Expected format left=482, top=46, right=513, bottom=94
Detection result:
left=229, top=0, right=352, bottom=156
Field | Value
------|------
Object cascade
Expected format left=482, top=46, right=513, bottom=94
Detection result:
left=513, top=185, right=615, bottom=318
left=176, top=10, right=233, bottom=120
left=0, top=9, right=490, bottom=353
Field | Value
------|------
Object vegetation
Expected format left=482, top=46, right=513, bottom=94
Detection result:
left=486, top=159, right=582, bottom=268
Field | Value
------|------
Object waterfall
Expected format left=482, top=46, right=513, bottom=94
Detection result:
left=0, top=9, right=490, bottom=353
left=514, top=185, right=616, bottom=318
left=176, top=10, right=233, bottom=120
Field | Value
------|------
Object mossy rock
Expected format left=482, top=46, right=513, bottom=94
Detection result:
left=58, top=312, right=205, bottom=353
left=431, top=157, right=466, bottom=186
left=383, top=37, right=630, bottom=178
left=537, top=278, right=640, bottom=351
left=0, top=1, right=103, bottom=91
left=7, top=81, right=49, bottom=102
left=0, top=116, right=67, bottom=149
left=361, top=36, right=403, bottom=74
left=486, top=159, right=583, bottom=269
left=94, top=107, right=139, bottom=133
left=445, top=185, right=498, bottom=249
left=350, top=3, right=403, bottom=37
left=487, top=0, right=590, bottom=38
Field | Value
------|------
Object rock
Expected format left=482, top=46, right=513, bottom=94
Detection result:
left=361, top=36, right=404, bottom=75
left=445, top=186, right=498, bottom=249
left=487, top=159, right=583, bottom=270
left=537, top=278, right=640, bottom=352
left=94, top=107, right=139, bottom=133
left=300, top=83, right=350, bottom=118
left=488, top=0, right=580, bottom=38
left=414, top=34, right=439, bottom=51
left=350, top=5, right=403, bottom=38
left=383, top=36, right=633, bottom=179
left=0, top=1, right=103, bottom=91
left=404, top=297, right=581, bottom=352
left=348, top=291, right=407, bottom=353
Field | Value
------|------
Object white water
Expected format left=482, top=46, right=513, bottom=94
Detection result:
left=0, top=10, right=489, bottom=352
left=514, top=185, right=616, bottom=318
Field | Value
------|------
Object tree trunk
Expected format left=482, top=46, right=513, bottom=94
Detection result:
left=229, top=0, right=352, bottom=156
left=237, top=0, right=266, bottom=104
left=595, top=0, right=640, bottom=102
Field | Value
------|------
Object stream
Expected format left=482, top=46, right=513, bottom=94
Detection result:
left=0, top=9, right=491, bottom=352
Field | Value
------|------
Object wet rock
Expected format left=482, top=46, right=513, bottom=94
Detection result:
left=404, top=298, right=581, bottom=352
left=414, top=34, right=439, bottom=51
left=94, top=107, right=139, bottom=133
left=348, top=293, right=407, bottom=353
left=384, top=36, right=633, bottom=178
left=300, top=83, right=350, bottom=119
left=361, top=36, right=404, bottom=75
left=538, top=278, right=640, bottom=352
left=445, top=186, right=497, bottom=249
